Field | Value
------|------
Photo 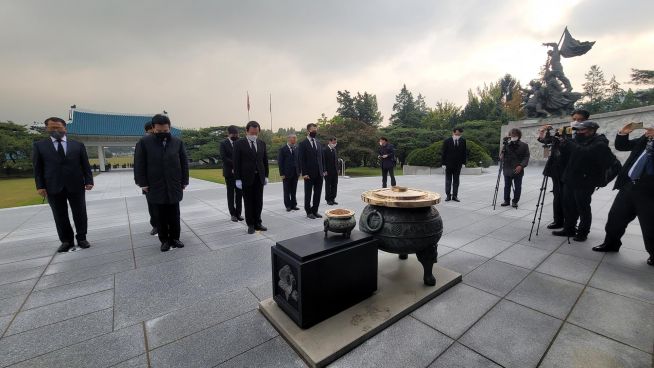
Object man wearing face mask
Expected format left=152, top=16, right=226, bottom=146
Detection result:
left=500, top=128, right=530, bottom=208
left=134, top=121, right=159, bottom=235
left=278, top=133, right=300, bottom=212
left=323, top=137, right=339, bottom=205
left=378, top=137, right=397, bottom=188
left=298, top=123, right=326, bottom=219
left=233, top=121, right=269, bottom=234
left=134, top=114, right=189, bottom=252
left=442, top=127, right=467, bottom=202
left=33, top=117, right=94, bottom=252
left=220, top=125, right=244, bottom=222
left=552, top=120, right=611, bottom=241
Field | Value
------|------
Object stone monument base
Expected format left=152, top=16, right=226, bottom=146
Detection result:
left=258, top=251, right=462, bottom=368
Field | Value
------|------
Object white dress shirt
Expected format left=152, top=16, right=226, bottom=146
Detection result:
left=50, top=135, right=67, bottom=155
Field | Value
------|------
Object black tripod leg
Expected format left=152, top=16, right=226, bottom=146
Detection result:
left=492, top=161, right=503, bottom=210
left=528, top=175, right=547, bottom=241
left=535, top=177, right=549, bottom=236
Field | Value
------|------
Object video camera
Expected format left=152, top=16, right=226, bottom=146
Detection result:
left=541, top=124, right=573, bottom=148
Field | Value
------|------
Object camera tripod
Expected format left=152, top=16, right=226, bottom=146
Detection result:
left=528, top=174, right=549, bottom=241
left=492, top=142, right=510, bottom=210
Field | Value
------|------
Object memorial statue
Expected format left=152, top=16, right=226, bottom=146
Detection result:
left=522, top=27, right=595, bottom=118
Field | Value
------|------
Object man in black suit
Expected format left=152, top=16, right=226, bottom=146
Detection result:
left=33, top=117, right=94, bottom=252
left=220, top=125, right=244, bottom=222
left=234, top=121, right=269, bottom=234
left=134, top=114, right=189, bottom=252
left=378, top=137, right=397, bottom=188
left=278, top=133, right=299, bottom=212
left=323, top=137, right=339, bottom=205
left=593, top=123, right=654, bottom=266
left=442, top=127, right=467, bottom=202
left=298, top=123, right=326, bottom=219
left=134, top=121, right=159, bottom=236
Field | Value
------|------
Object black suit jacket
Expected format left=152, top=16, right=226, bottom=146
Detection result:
left=379, top=143, right=396, bottom=169
left=613, top=133, right=653, bottom=190
left=298, top=138, right=325, bottom=177
left=220, top=138, right=236, bottom=178
left=323, top=146, right=338, bottom=175
left=134, top=134, right=189, bottom=204
left=33, top=138, right=93, bottom=194
left=233, top=138, right=269, bottom=186
left=278, top=144, right=299, bottom=177
left=442, top=137, right=468, bottom=168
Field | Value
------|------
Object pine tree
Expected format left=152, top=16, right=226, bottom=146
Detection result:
left=390, top=84, right=421, bottom=128
left=582, top=65, right=607, bottom=104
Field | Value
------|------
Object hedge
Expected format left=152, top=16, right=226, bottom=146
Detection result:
left=406, top=140, right=492, bottom=168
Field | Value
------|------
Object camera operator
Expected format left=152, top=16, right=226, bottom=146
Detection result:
left=536, top=110, right=588, bottom=229
left=552, top=121, right=612, bottom=241
left=593, top=123, right=654, bottom=266
left=500, top=128, right=530, bottom=208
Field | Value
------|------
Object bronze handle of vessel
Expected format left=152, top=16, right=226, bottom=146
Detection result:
left=362, top=210, right=384, bottom=233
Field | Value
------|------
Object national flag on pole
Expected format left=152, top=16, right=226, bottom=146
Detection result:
left=247, top=92, right=251, bottom=111
left=559, top=27, right=595, bottom=58
left=269, top=94, right=272, bottom=112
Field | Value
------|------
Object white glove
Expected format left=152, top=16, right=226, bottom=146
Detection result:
left=235, top=180, right=242, bottom=190
left=264, top=177, right=269, bottom=185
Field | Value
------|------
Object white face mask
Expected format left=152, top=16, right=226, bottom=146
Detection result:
left=328, top=143, right=336, bottom=149
left=452, top=135, right=460, bottom=140
left=246, top=134, right=257, bottom=142
left=510, top=137, right=519, bottom=142
left=570, top=121, right=578, bottom=128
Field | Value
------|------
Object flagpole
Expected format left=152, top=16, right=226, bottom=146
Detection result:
left=269, top=93, right=273, bottom=132
left=544, top=26, right=568, bottom=77
left=247, top=91, right=250, bottom=121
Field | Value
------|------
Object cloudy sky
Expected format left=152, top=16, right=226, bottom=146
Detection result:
left=0, top=0, right=652, bottom=129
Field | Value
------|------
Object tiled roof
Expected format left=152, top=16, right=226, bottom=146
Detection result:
left=66, top=110, right=181, bottom=137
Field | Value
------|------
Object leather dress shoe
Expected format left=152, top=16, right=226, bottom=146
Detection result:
left=326, top=201, right=334, bottom=205
left=500, top=202, right=510, bottom=206
left=150, top=227, right=158, bottom=236
left=573, top=234, right=587, bottom=242
left=313, top=213, right=323, bottom=218
left=592, top=243, right=620, bottom=252
left=511, top=202, right=518, bottom=208
left=77, top=240, right=91, bottom=249
left=552, top=229, right=575, bottom=237
left=445, top=196, right=451, bottom=202
left=237, top=216, right=244, bottom=221
left=254, top=224, right=267, bottom=231
left=231, top=216, right=238, bottom=222
left=647, top=257, right=653, bottom=266
left=57, top=242, right=74, bottom=253
left=292, top=207, right=300, bottom=211
left=307, top=213, right=317, bottom=219
left=160, top=241, right=171, bottom=252
left=286, top=208, right=292, bottom=212
left=546, top=222, right=564, bottom=229
left=171, top=240, right=184, bottom=248
left=247, top=226, right=255, bottom=234
left=332, top=201, right=338, bottom=205
left=452, top=197, right=460, bottom=202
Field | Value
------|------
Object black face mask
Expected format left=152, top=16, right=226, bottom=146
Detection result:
left=309, top=131, right=317, bottom=138
left=155, top=132, right=171, bottom=141
left=229, top=136, right=238, bottom=141
left=49, top=131, right=65, bottom=140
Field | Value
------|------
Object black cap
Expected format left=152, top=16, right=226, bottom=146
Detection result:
left=573, top=120, right=599, bottom=130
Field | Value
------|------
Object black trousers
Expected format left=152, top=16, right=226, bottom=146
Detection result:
left=155, top=203, right=181, bottom=243
left=382, top=167, right=396, bottom=188
left=224, top=177, right=243, bottom=216
left=47, top=188, right=88, bottom=243
left=445, top=165, right=462, bottom=197
left=503, top=173, right=523, bottom=203
left=603, top=182, right=654, bottom=257
left=551, top=178, right=564, bottom=224
left=304, top=174, right=323, bottom=214
left=243, top=174, right=264, bottom=226
left=282, top=175, right=298, bottom=209
left=324, top=172, right=338, bottom=202
left=146, top=198, right=159, bottom=228
left=562, top=185, right=595, bottom=235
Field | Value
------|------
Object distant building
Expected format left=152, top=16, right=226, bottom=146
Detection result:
left=66, top=108, right=181, bottom=171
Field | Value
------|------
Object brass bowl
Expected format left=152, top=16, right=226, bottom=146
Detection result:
left=324, top=208, right=355, bottom=219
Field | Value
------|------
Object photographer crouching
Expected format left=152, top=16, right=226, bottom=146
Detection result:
left=552, top=121, right=612, bottom=241
left=500, top=128, right=530, bottom=208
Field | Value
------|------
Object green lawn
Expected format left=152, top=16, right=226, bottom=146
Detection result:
left=345, top=166, right=403, bottom=177
left=0, top=178, right=44, bottom=209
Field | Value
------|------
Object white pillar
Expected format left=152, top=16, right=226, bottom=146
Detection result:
left=98, top=146, right=106, bottom=172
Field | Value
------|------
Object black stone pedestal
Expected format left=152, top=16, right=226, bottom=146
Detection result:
left=272, top=230, right=378, bottom=329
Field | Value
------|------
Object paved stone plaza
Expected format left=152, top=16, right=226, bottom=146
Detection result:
left=0, top=170, right=652, bottom=367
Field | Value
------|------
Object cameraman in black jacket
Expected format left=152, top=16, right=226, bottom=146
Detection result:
left=500, top=128, right=530, bottom=208
left=552, top=121, right=612, bottom=241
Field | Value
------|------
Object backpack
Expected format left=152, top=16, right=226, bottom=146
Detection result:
left=598, top=151, right=622, bottom=188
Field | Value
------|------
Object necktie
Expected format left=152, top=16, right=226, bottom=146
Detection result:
left=454, top=140, right=458, bottom=148
left=56, top=139, right=65, bottom=159
left=250, top=140, right=256, bottom=152
left=311, top=139, right=316, bottom=150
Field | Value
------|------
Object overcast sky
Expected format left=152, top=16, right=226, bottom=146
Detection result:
left=0, top=0, right=652, bottom=129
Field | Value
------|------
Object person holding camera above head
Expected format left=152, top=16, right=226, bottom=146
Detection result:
left=442, top=127, right=467, bottom=202
left=500, top=128, right=530, bottom=208
left=552, top=120, right=611, bottom=242
left=593, top=123, right=654, bottom=266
